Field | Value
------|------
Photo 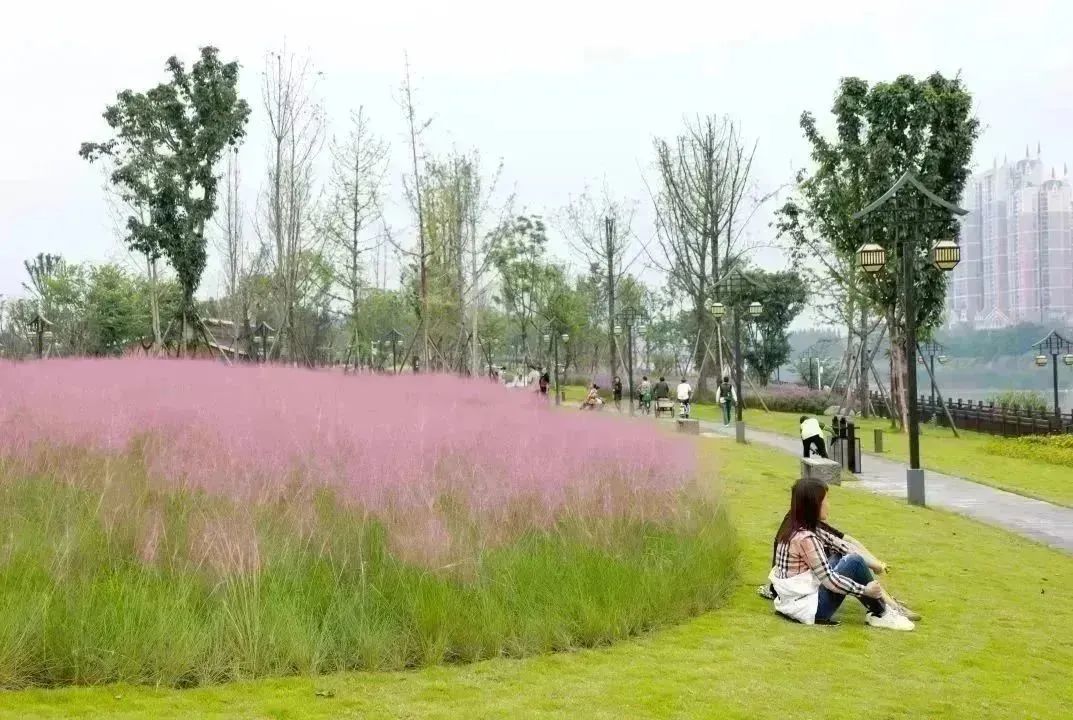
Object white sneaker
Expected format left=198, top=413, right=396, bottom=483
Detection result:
left=866, top=607, right=915, bottom=631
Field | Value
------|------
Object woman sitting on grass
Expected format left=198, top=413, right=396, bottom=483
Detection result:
left=767, top=478, right=915, bottom=631
left=758, top=510, right=920, bottom=621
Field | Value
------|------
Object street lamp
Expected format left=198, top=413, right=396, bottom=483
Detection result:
left=616, top=306, right=645, bottom=415
left=714, top=270, right=763, bottom=443
left=384, top=328, right=403, bottom=374
left=919, top=339, right=946, bottom=410
left=853, top=170, right=967, bottom=507
left=1031, top=330, right=1073, bottom=419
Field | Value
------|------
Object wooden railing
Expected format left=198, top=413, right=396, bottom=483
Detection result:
left=868, top=392, right=1073, bottom=437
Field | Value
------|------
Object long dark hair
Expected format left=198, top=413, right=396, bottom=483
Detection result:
left=775, top=478, right=828, bottom=544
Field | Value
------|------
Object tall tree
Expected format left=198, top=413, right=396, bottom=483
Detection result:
left=324, top=107, right=389, bottom=368
left=650, top=115, right=761, bottom=394
left=561, top=184, right=637, bottom=376
left=80, top=47, right=250, bottom=353
left=399, top=54, right=432, bottom=370
left=489, top=215, right=554, bottom=358
left=776, top=74, right=978, bottom=426
left=213, top=147, right=249, bottom=354
left=258, top=47, right=324, bottom=364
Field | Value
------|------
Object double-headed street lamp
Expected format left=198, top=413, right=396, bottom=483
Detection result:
left=853, top=170, right=967, bottom=507
left=614, top=305, right=646, bottom=414
left=709, top=271, right=763, bottom=443
left=1031, top=330, right=1073, bottom=419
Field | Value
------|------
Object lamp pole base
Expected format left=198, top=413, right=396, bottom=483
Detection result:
left=906, top=468, right=926, bottom=507
left=735, top=420, right=746, bottom=444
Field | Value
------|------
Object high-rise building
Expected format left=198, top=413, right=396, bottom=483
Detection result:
left=948, top=146, right=1073, bottom=328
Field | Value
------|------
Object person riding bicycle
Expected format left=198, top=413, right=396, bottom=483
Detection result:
left=639, top=376, right=652, bottom=414
left=676, top=377, right=693, bottom=418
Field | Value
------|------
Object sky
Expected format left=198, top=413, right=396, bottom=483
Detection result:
left=3, top=0, right=1073, bottom=323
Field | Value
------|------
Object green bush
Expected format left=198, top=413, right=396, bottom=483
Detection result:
left=987, top=390, right=1049, bottom=413
left=985, top=433, right=1073, bottom=468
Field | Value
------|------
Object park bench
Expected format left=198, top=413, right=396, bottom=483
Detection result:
left=655, top=398, right=675, bottom=418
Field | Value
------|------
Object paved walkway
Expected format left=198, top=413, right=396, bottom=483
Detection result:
left=699, top=420, right=1073, bottom=554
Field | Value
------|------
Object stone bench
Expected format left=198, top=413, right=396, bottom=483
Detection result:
left=676, top=418, right=700, bottom=435
left=801, top=457, right=841, bottom=486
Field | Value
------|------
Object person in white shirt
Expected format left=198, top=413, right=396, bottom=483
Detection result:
left=800, top=415, right=828, bottom=458
left=676, top=378, right=693, bottom=417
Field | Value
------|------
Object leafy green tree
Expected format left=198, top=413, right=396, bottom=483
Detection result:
left=80, top=47, right=251, bottom=354
left=84, top=264, right=145, bottom=355
left=489, top=215, right=554, bottom=353
left=740, top=271, right=807, bottom=385
left=776, top=74, right=978, bottom=425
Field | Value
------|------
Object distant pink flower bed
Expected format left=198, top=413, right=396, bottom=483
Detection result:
left=0, top=359, right=697, bottom=524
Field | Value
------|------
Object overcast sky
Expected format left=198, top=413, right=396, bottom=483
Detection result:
left=3, top=0, right=1072, bottom=314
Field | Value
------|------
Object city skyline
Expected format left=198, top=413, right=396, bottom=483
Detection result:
left=949, top=146, right=1073, bottom=329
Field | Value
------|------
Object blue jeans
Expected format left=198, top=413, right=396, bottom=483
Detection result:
left=816, top=554, right=885, bottom=620
left=721, top=400, right=732, bottom=425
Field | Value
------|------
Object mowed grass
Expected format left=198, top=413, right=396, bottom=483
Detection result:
left=5, top=440, right=1072, bottom=719
left=716, top=406, right=1073, bottom=508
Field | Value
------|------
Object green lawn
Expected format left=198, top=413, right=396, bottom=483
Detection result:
left=565, top=383, right=1073, bottom=506
left=5, top=440, right=1072, bottom=719
left=720, top=407, right=1073, bottom=508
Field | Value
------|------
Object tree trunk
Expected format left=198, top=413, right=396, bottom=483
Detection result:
left=856, top=303, right=870, bottom=417
left=887, top=308, right=907, bottom=430
left=146, top=255, right=163, bottom=353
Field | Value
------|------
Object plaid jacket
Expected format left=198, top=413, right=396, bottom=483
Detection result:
left=773, top=529, right=866, bottom=596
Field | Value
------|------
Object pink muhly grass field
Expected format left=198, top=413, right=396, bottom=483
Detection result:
left=0, top=359, right=735, bottom=687
left=0, top=359, right=700, bottom=560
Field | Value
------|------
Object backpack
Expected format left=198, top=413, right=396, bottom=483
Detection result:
left=719, top=381, right=732, bottom=398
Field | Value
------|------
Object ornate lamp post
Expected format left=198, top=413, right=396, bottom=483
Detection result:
left=615, top=305, right=645, bottom=414
left=853, top=170, right=967, bottom=507
left=713, top=270, right=762, bottom=443
left=1031, top=330, right=1073, bottom=419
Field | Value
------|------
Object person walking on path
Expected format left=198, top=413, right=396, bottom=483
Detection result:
left=800, top=415, right=828, bottom=458
left=612, top=376, right=623, bottom=412
left=538, top=369, right=550, bottom=397
left=768, top=478, right=914, bottom=630
left=639, top=376, right=652, bottom=414
left=676, top=377, right=693, bottom=418
left=715, top=376, right=736, bottom=426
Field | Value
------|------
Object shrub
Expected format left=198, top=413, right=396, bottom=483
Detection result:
left=741, top=384, right=831, bottom=415
left=0, top=359, right=735, bottom=688
left=985, top=433, right=1073, bottom=468
left=986, top=390, right=1049, bottom=413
